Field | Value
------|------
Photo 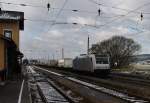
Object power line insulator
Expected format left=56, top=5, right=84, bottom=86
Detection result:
left=72, top=10, right=78, bottom=12
left=141, top=13, right=143, bottom=21
left=47, top=3, right=50, bottom=11
left=98, top=8, right=101, bottom=16
left=72, top=22, right=78, bottom=25
left=20, top=4, right=26, bottom=6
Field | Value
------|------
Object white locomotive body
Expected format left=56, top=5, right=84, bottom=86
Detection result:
left=73, top=54, right=110, bottom=74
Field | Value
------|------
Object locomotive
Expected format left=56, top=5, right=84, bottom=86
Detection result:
left=73, top=54, right=110, bottom=74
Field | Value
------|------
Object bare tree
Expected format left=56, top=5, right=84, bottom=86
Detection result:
left=90, top=36, right=141, bottom=68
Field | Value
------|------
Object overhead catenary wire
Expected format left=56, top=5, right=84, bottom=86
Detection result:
left=54, top=0, right=69, bottom=21
left=0, top=1, right=124, bottom=18
left=2, top=0, right=149, bottom=32
left=0, top=1, right=101, bottom=14
left=2, top=1, right=150, bottom=15
left=2, top=0, right=125, bottom=20
left=95, top=1, right=150, bottom=29
left=3, top=0, right=146, bottom=25
left=87, top=0, right=150, bottom=14
left=2, top=0, right=150, bottom=26
left=23, top=2, right=150, bottom=31
left=2, top=1, right=150, bottom=22
left=46, top=0, right=69, bottom=30
left=78, top=1, right=150, bottom=36
left=48, top=0, right=150, bottom=29
left=24, top=18, right=110, bottom=29
left=25, top=19, right=97, bottom=28
left=2, top=0, right=149, bottom=27
left=24, top=16, right=150, bottom=30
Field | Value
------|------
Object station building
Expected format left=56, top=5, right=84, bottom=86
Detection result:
left=0, top=10, right=24, bottom=81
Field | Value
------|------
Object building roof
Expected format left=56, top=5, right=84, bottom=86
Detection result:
left=0, top=10, right=24, bottom=30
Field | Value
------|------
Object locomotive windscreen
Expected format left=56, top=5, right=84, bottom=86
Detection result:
left=95, top=56, right=109, bottom=64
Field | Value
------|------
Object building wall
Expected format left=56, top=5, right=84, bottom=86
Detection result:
left=0, top=21, right=20, bottom=47
left=0, top=21, right=19, bottom=72
left=0, top=40, right=4, bottom=71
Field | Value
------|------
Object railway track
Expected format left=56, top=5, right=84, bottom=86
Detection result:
left=36, top=65, right=150, bottom=86
left=35, top=65, right=150, bottom=89
left=26, top=66, right=76, bottom=103
left=32, top=66, right=149, bottom=103
left=108, top=73, right=150, bottom=87
left=36, top=65, right=150, bottom=88
left=110, top=72, right=150, bottom=80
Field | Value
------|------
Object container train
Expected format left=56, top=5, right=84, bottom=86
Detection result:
left=58, top=58, right=73, bottom=68
left=36, top=54, right=111, bottom=75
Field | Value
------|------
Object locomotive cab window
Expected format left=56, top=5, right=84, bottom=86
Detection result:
left=4, top=30, right=12, bottom=39
left=96, top=57, right=109, bottom=64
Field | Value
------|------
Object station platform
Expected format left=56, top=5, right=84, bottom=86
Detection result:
left=0, top=79, right=30, bottom=103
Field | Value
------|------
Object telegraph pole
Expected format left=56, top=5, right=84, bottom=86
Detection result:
left=52, top=53, right=55, bottom=60
left=62, top=48, right=64, bottom=59
left=87, top=35, right=90, bottom=55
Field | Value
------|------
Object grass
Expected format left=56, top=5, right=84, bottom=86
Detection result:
left=111, top=65, right=134, bottom=72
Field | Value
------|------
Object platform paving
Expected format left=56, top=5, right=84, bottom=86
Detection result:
left=0, top=80, right=30, bottom=103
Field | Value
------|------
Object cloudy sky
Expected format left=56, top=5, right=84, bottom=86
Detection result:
left=2, top=0, right=150, bottom=59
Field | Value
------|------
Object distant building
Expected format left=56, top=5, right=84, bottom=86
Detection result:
left=0, top=10, right=24, bottom=81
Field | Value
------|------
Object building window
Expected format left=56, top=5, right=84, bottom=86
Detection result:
left=4, top=30, right=12, bottom=39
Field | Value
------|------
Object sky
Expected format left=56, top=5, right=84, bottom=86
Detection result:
left=2, top=0, right=150, bottom=59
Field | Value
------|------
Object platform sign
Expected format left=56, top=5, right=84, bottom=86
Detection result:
left=0, top=11, right=24, bottom=30
left=0, top=11, right=24, bottom=20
